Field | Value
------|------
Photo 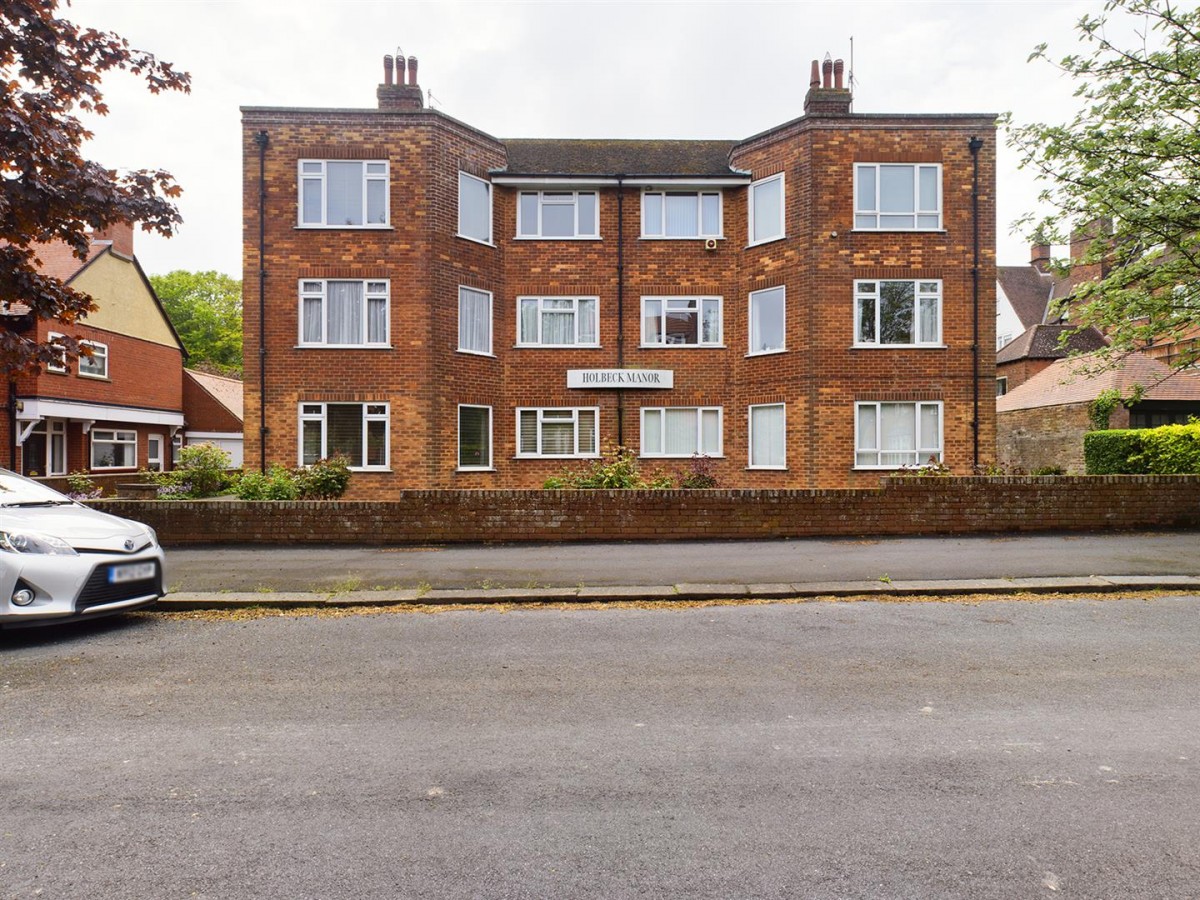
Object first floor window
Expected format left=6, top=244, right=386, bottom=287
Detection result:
left=749, top=173, right=784, bottom=245
left=459, top=287, right=492, bottom=354
left=92, top=429, right=137, bottom=469
left=642, top=191, right=721, bottom=238
left=519, top=297, right=598, bottom=346
left=458, top=405, right=492, bottom=470
left=642, top=297, right=721, bottom=346
left=458, top=172, right=492, bottom=243
left=517, top=408, right=598, bottom=457
left=854, top=163, right=941, bottom=230
left=300, top=403, right=388, bottom=469
left=855, top=402, right=942, bottom=468
left=46, top=332, right=67, bottom=373
left=749, top=404, right=786, bottom=469
left=23, top=419, right=67, bottom=476
left=518, top=191, right=598, bottom=238
left=641, top=407, right=722, bottom=457
left=79, top=340, right=108, bottom=378
left=299, top=159, right=388, bottom=227
left=300, top=280, right=389, bottom=346
left=749, top=286, right=786, bottom=354
left=855, top=280, right=941, bottom=346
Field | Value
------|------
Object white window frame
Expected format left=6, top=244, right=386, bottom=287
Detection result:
left=640, top=407, right=723, bottom=458
left=748, top=286, right=786, bottom=356
left=78, top=340, right=108, bottom=379
left=996, top=377, right=1008, bottom=397
left=517, top=191, right=599, bottom=239
left=147, top=434, right=164, bottom=472
left=748, top=173, right=785, bottom=246
left=517, top=296, right=600, bottom=347
left=297, top=159, right=389, bottom=228
left=458, top=286, right=493, bottom=356
left=640, top=190, right=722, bottom=239
left=298, top=402, right=390, bottom=471
left=853, top=279, right=943, bottom=347
left=458, top=171, right=493, bottom=245
left=854, top=163, right=942, bottom=231
left=748, top=404, right=787, bottom=470
left=46, top=331, right=67, bottom=374
left=26, top=419, right=68, bottom=476
left=91, top=428, right=137, bottom=470
left=854, top=401, right=943, bottom=469
left=516, top=407, right=600, bottom=458
left=457, top=404, right=493, bottom=471
left=641, top=296, right=723, bottom=348
left=298, top=279, right=390, bottom=348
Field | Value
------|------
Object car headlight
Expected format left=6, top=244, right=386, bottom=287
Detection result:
left=0, top=531, right=79, bottom=556
left=144, top=525, right=159, bottom=547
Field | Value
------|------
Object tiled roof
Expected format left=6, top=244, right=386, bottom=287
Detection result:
left=28, top=239, right=106, bottom=282
left=184, top=369, right=244, bottom=421
left=997, top=352, right=1200, bottom=411
left=996, top=324, right=1109, bottom=364
left=498, top=139, right=741, bottom=178
left=996, top=265, right=1052, bottom=329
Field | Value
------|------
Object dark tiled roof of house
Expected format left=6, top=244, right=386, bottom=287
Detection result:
left=996, top=324, right=1109, bottom=365
left=497, top=139, right=741, bottom=178
left=997, top=352, right=1200, bottom=411
left=184, top=369, right=244, bottom=421
left=997, top=265, right=1053, bottom=329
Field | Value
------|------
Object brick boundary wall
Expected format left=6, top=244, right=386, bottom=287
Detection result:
left=87, top=476, right=1200, bottom=546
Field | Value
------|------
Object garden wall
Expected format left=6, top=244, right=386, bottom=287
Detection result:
left=90, top=475, right=1200, bottom=546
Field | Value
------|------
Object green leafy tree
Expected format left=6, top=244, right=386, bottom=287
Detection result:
left=150, top=270, right=242, bottom=375
left=1006, top=0, right=1200, bottom=368
left=0, top=0, right=190, bottom=373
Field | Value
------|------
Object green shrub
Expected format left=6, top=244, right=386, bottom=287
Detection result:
left=1030, top=465, right=1066, bottom=476
left=151, top=442, right=233, bottom=499
left=544, top=446, right=676, bottom=489
left=1084, top=429, right=1147, bottom=474
left=678, top=454, right=718, bottom=489
left=234, top=466, right=300, bottom=500
left=296, top=455, right=352, bottom=499
left=65, top=470, right=102, bottom=500
left=1084, top=422, right=1200, bottom=474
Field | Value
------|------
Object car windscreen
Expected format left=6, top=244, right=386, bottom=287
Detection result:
left=0, top=470, right=75, bottom=506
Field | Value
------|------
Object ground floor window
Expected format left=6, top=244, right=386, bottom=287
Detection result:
left=23, top=419, right=67, bottom=476
left=147, top=434, right=165, bottom=472
left=641, top=407, right=722, bottom=457
left=458, top=405, right=492, bottom=470
left=517, top=408, right=598, bottom=457
left=855, top=401, right=942, bottom=468
left=172, top=433, right=183, bottom=466
left=299, top=403, right=388, bottom=469
left=748, top=404, right=786, bottom=469
left=996, top=377, right=1008, bottom=397
left=91, top=429, right=137, bottom=469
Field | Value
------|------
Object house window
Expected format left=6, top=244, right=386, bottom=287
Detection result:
left=299, top=403, right=389, bottom=470
left=854, top=163, right=941, bottom=230
left=997, top=332, right=1013, bottom=350
left=91, top=429, right=137, bottom=469
left=641, top=191, right=721, bottom=238
left=854, top=280, right=942, bottom=346
left=748, top=173, right=784, bottom=245
left=517, top=408, right=599, bottom=457
left=171, top=434, right=182, bottom=465
left=23, top=419, right=67, bottom=476
left=749, top=286, right=786, bottom=354
left=518, top=191, right=598, bottom=238
left=996, top=377, right=1008, bottom=397
left=458, top=172, right=492, bottom=244
left=642, top=297, right=722, bottom=347
left=518, top=297, right=598, bottom=346
left=458, top=287, right=492, bottom=355
left=855, top=402, right=943, bottom=468
left=79, top=340, right=108, bottom=379
left=299, top=160, right=388, bottom=227
left=748, top=404, right=786, bottom=469
left=299, top=280, right=389, bottom=346
left=458, top=405, right=492, bottom=470
left=641, top=407, right=722, bottom=458
left=46, top=332, right=67, bottom=374
left=147, top=435, right=164, bottom=472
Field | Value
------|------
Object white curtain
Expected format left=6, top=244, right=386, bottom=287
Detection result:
left=326, top=282, right=363, bottom=344
left=665, top=194, right=698, bottom=237
left=701, top=410, right=720, bottom=454
left=643, top=193, right=663, bottom=236
left=326, top=162, right=363, bottom=226
left=665, top=408, right=698, bottom=455
left=368, top=296, right=387, bottom=344
left=642, top=410, right=662, bottom=455
left=578, top=300, right=597, bottom=344
left=520, top=299, right=539, bottom=343
left=751, top=406, right=785, bottom=467
left=459, top=288, right=489, bottom=352
left=919, top=405, right=941, bottom=462
left=919, top=295, right=939, bottom=343
left=643, top=299, right=662, bottom=343
left=302, top=296, right=323, bottom=342
left=541, top=299, right=574, bottom=344
left=701, top=194, right=720, bottom=235
left=880, top=403, right=916, bottom=466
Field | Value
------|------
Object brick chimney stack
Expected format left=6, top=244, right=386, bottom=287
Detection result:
left=804, top=54, right=852, bottom=116
left=92, top=221, right=134, bottom=258
left=1030, top=241, right=1052, bottom=273
left=377, top=51, right=424, bottom=111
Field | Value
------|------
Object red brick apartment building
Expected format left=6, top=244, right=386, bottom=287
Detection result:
left=242, top=55, right=996, bottom=497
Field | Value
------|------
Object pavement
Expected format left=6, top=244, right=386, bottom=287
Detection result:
left=159, top=530, right=1200, bottom=609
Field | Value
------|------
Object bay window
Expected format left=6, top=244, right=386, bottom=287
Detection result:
left=300, top=403, right=389, bottom=470
left=855, top=402, right=943, bottom=468
left=641, top=407, right=722, bottom=458
left=299, top=280, right=389, bottom=347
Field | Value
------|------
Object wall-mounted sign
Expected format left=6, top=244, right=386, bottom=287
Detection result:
left=567, top=369, right=674, bottom=389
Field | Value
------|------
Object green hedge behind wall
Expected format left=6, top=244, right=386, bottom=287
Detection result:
left=1085, top=423, right=1200, bottom=474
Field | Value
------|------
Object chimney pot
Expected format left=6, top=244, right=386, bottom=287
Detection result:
left=822, top=57, right=833, bottom=89
left=383, top=55, right=394, bottom=86
left=809, top=59, right=820, bottom=89
left=833, top=58, right=844, bottom=90
left=407, top=55, right=419, bottom=86
left=397, top=54, right=407, bottom=86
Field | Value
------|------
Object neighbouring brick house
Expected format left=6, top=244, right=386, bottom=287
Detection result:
left=242, top=54, right=997, bottom=497
left=182, top=369, right=244, bottom=468
left=1, top=224, right=187, bottom=478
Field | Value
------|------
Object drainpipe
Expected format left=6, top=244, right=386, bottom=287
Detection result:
left=254, top=130, right=269, bottom=474
left=968, top=135, right=984, bottom=469
left=616, top=175, right=626, bottom=448
left=7, top=380, right=16, bottom=470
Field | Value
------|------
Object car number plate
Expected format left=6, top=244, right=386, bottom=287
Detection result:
left=110, top=562, right=155, bottom=584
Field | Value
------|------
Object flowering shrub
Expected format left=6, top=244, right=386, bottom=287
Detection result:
left=65, top=471, right=102, bottom=500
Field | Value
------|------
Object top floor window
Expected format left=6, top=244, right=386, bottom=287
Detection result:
left=458, top=172, right=493, bottom=244
left=79, top=340, right=108, bottom=379
left=46, top=331, right=67, bottom=374
left=642, top=191, right=721, bottom=239
left=748, top=173, right=785, bottom=245
left=854, top=163, right=941, bottom=230
left=518, top=191, right=598, bottom=238
left=299, top=160, right=388, bottom=227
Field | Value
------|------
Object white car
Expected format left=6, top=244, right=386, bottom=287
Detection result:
left=0, top=467, right=165, bottom=628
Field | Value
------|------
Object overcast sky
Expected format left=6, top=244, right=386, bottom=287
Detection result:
left=66, top=0, right=1118, bottom=278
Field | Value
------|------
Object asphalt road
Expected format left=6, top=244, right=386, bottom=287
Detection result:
left=163, top=531, right=1200, bottom=592
left=4, top=596, right=1200, bottom=898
